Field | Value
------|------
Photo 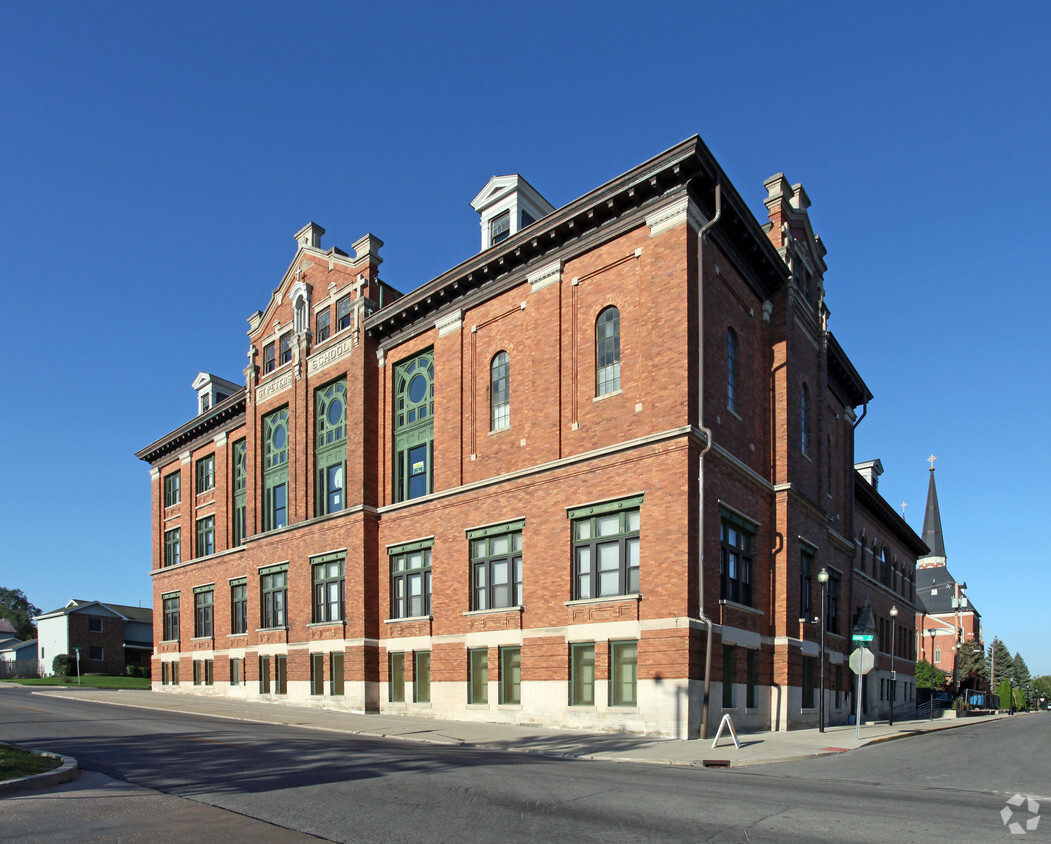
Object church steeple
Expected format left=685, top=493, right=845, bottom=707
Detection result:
left=920, top=454, right=946, bottom=563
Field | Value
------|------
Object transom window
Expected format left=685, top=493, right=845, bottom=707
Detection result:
left=595, top=306, right=621, bottom=396
left=490, top=351, right=510, bottom=431
left=312, top=557, right=345, bottom=623
left=720, top=513, right=754, bottom=607
left=570, top=497, right=641, bottom=600
left=469, top=523, right=523, bottom=610
left=389, top=542, right=432, bottom=619
left=196, top=455, right=214, bottom=493
left=394, top=351, right=434, bottom=502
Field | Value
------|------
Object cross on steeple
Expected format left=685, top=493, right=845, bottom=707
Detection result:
left=927, top=453, right=937, bottom=471
left=900, top=502, right=907, bottom=517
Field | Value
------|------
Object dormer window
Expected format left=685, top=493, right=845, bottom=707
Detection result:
left=191, top=373, right=240, bottom=417
left=491, top=211, right=510, bottom=245
left=200, top=393, right=211, bottom=413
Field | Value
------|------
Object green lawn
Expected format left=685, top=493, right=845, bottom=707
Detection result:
left=0, top=745, right=61, bottom=781
left=1, top=674, right=151, bottom=690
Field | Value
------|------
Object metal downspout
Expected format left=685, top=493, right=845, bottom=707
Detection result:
left=697, top=182, right=721, bottom=739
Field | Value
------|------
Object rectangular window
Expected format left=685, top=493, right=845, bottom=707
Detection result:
left=232, top=439, right=247, bottom=546
left=196, top=516, right=215, bottom=558
left=569, top=643, right=595, bottom=706
left=194, top=588, right=213, bottom=638
left=170, top=661, right=179, bottom=685
left=164, top=528, right=181, bottom=567
left=746, top=649, right=758, bottom=709
left=193, top=660, right=202, bottom=685
left=389, top=544, right=432, bottom=619
left=826, top=575, right=839, bottom=634
left=610, top=641, right=637, bottom=707
left=163, top=471, right=181, bottom=507
left=499, top=646, right=521, bottom=706
left=389, top=652, right=405, bottom=702
left=469, top=524, right=523, bottom=610
left=316, top=307, right=331, bottom=342
left=802, top=656, right=816, bottom=709
left=261, top=569, right=288, bottom=628
left=311, top=653, right=325, bottom=696
left=468, top=648, right=488, bottom=705
left=262, top=342, right=275, bottom=374
left=722, top=644, right=735, bottom=708
left=265, top=482, right=288, bottom=531
left=88, top=617, right=103, bottom=633
left=162, top=594, right=180, bottom=641
left=196, top=455, right=215, bottom=493
left=279, top=333, right=291, bottom=365
left=205, top=660, right=213, bottom=685
left=720, top=513, right=754, bottom=607
left=230, top=579, right=248, bottom=634
left=330, top=652, right=344, bottom=696
left=275, top=655, right=287, bottom=694
left=161, top=662, right=169, bottom=685
left=89, top=646, right=103, bottom=661
left=312, top=559, right=345, bottom=623
left=336, top=294, right=351, bottom=331
left=570, top=498, right=641, bottom=600
left=800, top=547, right=814, bottom=620
left=490, top=209, right=510, bottom=245
left=414, top=652, right=431, bottom=703
left=230, top=658, right=242, bottom=686
left=259, top=656, right=271, bottom=693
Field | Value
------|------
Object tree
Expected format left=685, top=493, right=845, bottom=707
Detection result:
left=1012, top=652, right=1031, bottom=687
left=0, top=588, right=41, bottom=641
left=914, top=659, right=947, bottom=690
left=986, top=638, right=1013, bottom=688
left=1033, top=675, right=1051, bottom=707
left=956, top=640, right=988, bottom=690
left=52, top=654, right=77, bottom=677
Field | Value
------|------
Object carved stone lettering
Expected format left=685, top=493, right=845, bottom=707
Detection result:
left=256, top=371, right=293, bottom=403
left=308, top=337, right=353, bottom=375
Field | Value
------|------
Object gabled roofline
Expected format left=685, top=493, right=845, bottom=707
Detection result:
left=854, top=470, right=929, bottom=556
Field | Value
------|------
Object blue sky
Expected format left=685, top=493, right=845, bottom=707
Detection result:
left=2, top=3, right=1047, bottom=676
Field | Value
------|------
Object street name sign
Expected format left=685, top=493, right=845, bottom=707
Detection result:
left=852, top=634, right=874, bottom=642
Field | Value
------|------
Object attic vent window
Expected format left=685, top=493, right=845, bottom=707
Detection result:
left=491, top=211, right=510, bottom=245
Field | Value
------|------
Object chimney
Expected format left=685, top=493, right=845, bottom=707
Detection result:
left=855, top=459, right=884, bottom=490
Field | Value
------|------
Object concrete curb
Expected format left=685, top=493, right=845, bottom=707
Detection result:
left=0, top=744, right=79, bottom=795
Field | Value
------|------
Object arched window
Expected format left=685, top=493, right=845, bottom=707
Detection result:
left=263, top=408, right=289, bottom=531
left=596, top=306, right=621, bottom=396
left=801, top=384, right=810, bottom=455
left=490, top=351, right=510, bottom=431
left=316, top=380, right=347, bottom=516
left=727, top=328, right=738, bottom=414
left=394, top=351, right=434, bottom=502
left=826, top=433, right=833, bottom=494
left=880, top=547, right=889, bottom=585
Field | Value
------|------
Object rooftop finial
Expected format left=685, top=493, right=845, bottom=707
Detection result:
left=927, top=453, right=937, bottom=471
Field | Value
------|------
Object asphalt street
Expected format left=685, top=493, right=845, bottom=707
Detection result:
left=1, top=687, right=1046, bottom=842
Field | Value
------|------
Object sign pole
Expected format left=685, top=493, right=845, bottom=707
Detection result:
left=855, top=661, right=862, bottom=739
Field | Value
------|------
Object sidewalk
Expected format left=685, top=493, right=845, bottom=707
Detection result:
left=26, top=686, right=1010, bottom=768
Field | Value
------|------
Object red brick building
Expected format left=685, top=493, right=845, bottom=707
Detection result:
left=136, top=137, right=922, bottom=737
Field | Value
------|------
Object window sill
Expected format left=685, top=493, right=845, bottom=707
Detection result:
left=191, top=636, right=214, bottom=643
left=487, top=426, right=511, bottom=437
left=255, top=626, right=288, bottom=633
left=384, top=615, right=432, bottom=624
left=565, top=594, right=641, bottom=608
left=719, top=599, right=763, bottom=616
left=593, top=389, right=623, bottom=403
left=466, top=703, right=491, bottom=710
left=161, top=639, right=180, bottom=645
left=307, top=620, right=346, bottom=629
left=464, top=606, right=523, bottom=617
left=726, top=405, right=742, bottom=421
left=227, top=633, right=247, bottom=638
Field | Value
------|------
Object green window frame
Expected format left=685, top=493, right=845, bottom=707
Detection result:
left=230, top=578, right=247, bottom=634
left=468, top=521, right=524, bottom=611
left=274, top=655, right=287, bottom=694
left=261, top=566, right=288, bottom=629
left=490, top=351, right=509, bottom=431
left=720, top=510, right=755, bottom=607
left=499, top=646, right=521, bottom=705
left=609, top=641, right=637, bottom=707
left=468, top=648, right=488, bottom=705
left=230, top=657, right=242, bottom=686
left=164, top=527, right=181, bottom=567
left=570, top=497, right=642, bottom=600
left=162, top=594, right=180, bottom=642
left=263, top=408, right=289, bottom=531
left=232, top=439, right=247, bottom=546
left=163, top=471, right=180, bottom=507
left=595, top=306, right=621, bottom=396
left=259, top=655, right=271, bottom=693
left=389, top=540, right=432, bottom=619
left=413, top=652, right=430, bottom=703
left=393, top=351, right=434, bottom=503
left=569, top=643, right=595, bottom=706
left=196, top=454, right=215, bottom=493
left=389, top=652, right=405, bottom=702
left=312, top=557, right=344, bottom=623
left=330, top=652, right=345, bottom=696
left=315, top=380, right=347, bottom=516
left=193, top=586, right=213, bottom=638
left=195, top=516, right=215, bottom=558
left=311, top=653, right=325, bottom=696
left=722, top=644, right=735, bottom=708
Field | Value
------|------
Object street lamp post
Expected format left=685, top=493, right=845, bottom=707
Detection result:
left=1008, top=677, right=1014, bottom=715
left=889, top=605, right=898, bottom=726
left=817, top=567, right=829, bottom=733
left=928, top=628, right=936, bottom=720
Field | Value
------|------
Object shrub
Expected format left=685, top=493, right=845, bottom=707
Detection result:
left=52, top=654, right=77, bottom=677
